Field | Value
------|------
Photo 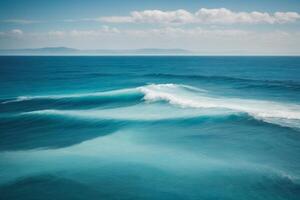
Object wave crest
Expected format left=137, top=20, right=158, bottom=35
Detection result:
left=139, top=84, right=300, bottom=128
left=6, top=83, right=300, bottom=129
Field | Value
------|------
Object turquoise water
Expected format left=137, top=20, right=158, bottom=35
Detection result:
left=0, top=56, right=300, bottom=199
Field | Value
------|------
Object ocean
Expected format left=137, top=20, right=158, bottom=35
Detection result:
left=0, top=56, right=300, bottom=200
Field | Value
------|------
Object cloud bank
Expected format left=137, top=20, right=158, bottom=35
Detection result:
left=99, top=8, right=300, bottom=25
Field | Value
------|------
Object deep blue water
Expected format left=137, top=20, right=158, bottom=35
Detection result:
left=0, top=56, right=300, bottom=200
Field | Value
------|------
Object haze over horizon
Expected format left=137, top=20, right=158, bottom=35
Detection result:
left=0, top=0, right=300, bottom=55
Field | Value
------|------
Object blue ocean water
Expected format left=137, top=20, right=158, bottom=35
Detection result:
left=0, top=56, right=300, bottom=200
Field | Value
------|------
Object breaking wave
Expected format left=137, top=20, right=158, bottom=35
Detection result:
left=5, top=83, right=297, bottom=129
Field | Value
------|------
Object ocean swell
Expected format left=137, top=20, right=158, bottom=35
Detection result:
left=4, top=83, right=300, bottom=129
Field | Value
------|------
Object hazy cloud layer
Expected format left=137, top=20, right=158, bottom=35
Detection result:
left=1, top=19, right=40, bottom=24
left=1, top=26, right=299, bottom=54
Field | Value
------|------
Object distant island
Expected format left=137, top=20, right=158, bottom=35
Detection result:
left=0, top=47, right=192, bottom=55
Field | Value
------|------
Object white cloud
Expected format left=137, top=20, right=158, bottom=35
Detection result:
left=99, top=9, right=194, bottom=24
left=130, top=9, right=194, bottom=24
left=274, top=12, right=300, bottom=23
left=41, top=26, right=250, bottom=40
left=69, top=26, right=120, bottom=37
left=194, top=8, right=275, bottom=24
left=97, top=8, right=300, bottom=25
left=45, top=26, right=120, bottom=39
left=195, top=8, right=300, bottom=24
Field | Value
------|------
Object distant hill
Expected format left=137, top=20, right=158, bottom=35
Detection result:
left=0, top=47, right=192, bottom=55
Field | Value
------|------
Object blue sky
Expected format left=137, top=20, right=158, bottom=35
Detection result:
left=0, top=0, right=300, bottom=54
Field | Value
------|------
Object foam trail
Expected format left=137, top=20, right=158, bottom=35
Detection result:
left=1, top=88, right=138, bottom=104
left=23, top=103, right=236, bottom=121
left=1, top=84, right=205, bottom=104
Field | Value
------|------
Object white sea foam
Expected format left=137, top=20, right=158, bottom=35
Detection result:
left=138, top=84, right=300, bottom=128
left=1, top=96, right=33, bottom=104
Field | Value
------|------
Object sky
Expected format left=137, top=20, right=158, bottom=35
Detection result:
left=0, top=0, right=300, bottom=54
